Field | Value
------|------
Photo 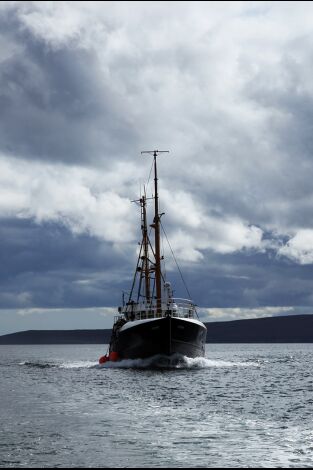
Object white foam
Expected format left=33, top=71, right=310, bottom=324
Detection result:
left=183, top=357, right=259, bottom=368
left=19, top=360, right=98, bottom=369
left=59, top=361, right=98, bottom=369
left=19, top=357, right=259, bottom=370
left=98, top=355, right=259, bottom=369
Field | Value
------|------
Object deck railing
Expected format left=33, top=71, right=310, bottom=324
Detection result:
left=114, top=298, right=196, bottom=324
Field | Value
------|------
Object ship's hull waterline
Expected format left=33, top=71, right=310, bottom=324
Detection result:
left=111, top=316, right=207, bottom=360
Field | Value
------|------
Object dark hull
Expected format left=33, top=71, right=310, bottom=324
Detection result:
left=110, top=316, right=206, bottom=360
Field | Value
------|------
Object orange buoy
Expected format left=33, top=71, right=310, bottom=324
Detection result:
left=108, top=351, right=119, bottom=362
left=99, top=355, right=108, bottom=364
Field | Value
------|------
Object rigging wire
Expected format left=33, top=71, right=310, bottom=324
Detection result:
left=160, top=220, right=192, bottom=301
left=160, top=223, right=167, bottom=283
left=159, top=199, right=167, bottom=283
left=128, top=242, right=143, bottom=302
left=146, top=158, right=154, bottom=193
left=160, top=223, right=201, bottom=320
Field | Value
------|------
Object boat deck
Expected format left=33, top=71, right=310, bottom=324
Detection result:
left=114, top=298, right=197, bottom=324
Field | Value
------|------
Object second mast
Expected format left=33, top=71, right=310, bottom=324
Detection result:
left=141, top=150, right=169, bottom=311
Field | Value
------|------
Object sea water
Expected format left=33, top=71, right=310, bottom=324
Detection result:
left=1, top=344, right=313, bottom=468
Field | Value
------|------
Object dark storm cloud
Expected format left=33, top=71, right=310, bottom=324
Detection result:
left=0, top=9, right=137, bottom=165
left=2, top=217, right=312, bottom=315
left=242, top=39, right=313, bottom=229
left=1, top=1, right=313, bottom=334
left=0, top=218, right=133, bottom=309
left=178, top=248, right=313, bottom=310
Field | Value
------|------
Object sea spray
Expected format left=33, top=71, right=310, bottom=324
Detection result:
left=98, top=355, right=260, bottom=370
left=18, top=356, right=260, bottom=370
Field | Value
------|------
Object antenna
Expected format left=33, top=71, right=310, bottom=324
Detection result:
left=141, top=150, right=169, bottom=157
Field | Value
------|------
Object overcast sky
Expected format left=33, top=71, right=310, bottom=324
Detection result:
left=1, top=1, right=313, bottom=334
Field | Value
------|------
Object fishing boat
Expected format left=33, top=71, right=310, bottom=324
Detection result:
left=99, top=150, right=207, bottom=364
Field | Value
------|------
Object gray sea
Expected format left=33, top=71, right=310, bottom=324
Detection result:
left=1, top=344, right=313, bottom=468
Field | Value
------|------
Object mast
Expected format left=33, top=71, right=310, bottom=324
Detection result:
left=141, top=150, right=169, bottom=312
left=141, top=193, right=151, bottom=302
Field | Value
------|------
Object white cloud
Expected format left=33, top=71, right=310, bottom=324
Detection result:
left=0, top=153, right=265, bottom=260
left=3, top=0, right=313, bottom=337
left=161, top=189, right=264, bottom=261
left=16, top=306, right=115, bottom=317
left=0, top=306, right=118, bottom=334
left=0, top=155, right=142, bottom=245
left=1, top=1, right=313, bottom=265
left=278, top=230, right=313, bottom=265
left=199, top=306, right=295, bottom=322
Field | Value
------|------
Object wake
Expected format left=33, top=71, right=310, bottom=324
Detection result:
left=98, top=354, right=259, bottom=369
left=19, top=356, right=259, bottom=370
left=18, top=360, right=98, bottom=369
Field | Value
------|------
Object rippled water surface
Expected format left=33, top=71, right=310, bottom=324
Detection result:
left=1, top=344, right=313, bottom=468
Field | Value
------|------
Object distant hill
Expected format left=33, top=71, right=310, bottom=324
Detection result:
left=1, top=314, right=313, bottom=344
left=205, top=314, right=313, bottom=343
left=0, top=329, right=111, bottom=345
